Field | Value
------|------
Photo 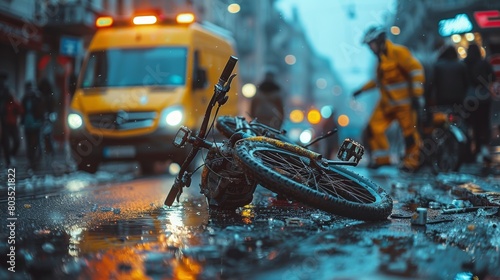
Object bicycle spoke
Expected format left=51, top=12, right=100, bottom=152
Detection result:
left=254, top=149, right=375, bottom=203
left=256, top=150, right=312, bottom=184
left=319, top=174, right=375, bottom=203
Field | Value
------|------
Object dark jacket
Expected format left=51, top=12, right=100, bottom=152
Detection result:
left=430, top=46, right=469, bottom=106
left=464, top=44, right=495, bottom=102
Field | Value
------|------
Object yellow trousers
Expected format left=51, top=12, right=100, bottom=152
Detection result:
left=367, top=103, right=422, bottom=169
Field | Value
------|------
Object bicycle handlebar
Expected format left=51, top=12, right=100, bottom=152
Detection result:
left=218, top=56, right=238, bottom=86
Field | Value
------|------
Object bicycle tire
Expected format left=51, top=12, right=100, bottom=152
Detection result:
left=216, top=116, right=244, bottom=138
left=216, top=116, right=291, bottom=143
left=430, top=129, right=463, bottom=174
left=234, top=137, right=393, bottom=221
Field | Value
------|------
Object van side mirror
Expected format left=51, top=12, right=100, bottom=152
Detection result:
left=193, top=68, right=207, bottom=89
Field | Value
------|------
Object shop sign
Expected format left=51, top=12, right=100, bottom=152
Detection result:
left=474, top=10, right=500, bottom=28
left=438, top=13, right=473, bottom=36
left=60, top=36, right=82, bottom=57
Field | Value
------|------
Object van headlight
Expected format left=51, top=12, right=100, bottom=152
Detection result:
left=68, top=112, right=83, bottom=129
left=162, top=106, right=184, bottom=127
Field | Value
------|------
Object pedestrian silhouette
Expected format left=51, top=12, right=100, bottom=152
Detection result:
left=4, top=91, right=23, bottom=161
left=38, top=78, right=56, bottom=157
left=21, top=82, right=45, bottom=170
left=0, top=72, right=15, bottom=166
left=429, top=45, right=469, bottom=107
left=250, top=71, right=284, bottom=130
left=463, top=44, right=495, bottom=163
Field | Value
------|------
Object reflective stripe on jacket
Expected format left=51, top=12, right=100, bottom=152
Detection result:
left=361, top=40, right=425, bottom=106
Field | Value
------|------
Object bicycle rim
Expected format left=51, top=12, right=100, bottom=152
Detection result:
left=234, top=138, right=393, bottom=221
left=216, top=116, right=257, bottom=138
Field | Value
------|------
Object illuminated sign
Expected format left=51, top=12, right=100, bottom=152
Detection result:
left=438, top=13, right=473, bottom=36
left=474, top=10, right=500, bottom=28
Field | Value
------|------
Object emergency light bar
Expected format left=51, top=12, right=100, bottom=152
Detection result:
left=95, top=12, right=195, bottom=28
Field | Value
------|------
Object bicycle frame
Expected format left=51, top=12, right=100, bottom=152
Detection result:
left=243, top=120, right=363, bottom=166
left=165, top=56, right=238, bottom=206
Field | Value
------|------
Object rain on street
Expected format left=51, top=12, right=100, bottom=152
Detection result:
left=1, top=161, right=499, bottom=279
left=1, top=0, right=500, bottom=279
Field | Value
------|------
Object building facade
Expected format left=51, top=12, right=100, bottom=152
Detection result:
left=0, top=0, right=106, bottom=144
left=0, top=0, right=341, bottom=146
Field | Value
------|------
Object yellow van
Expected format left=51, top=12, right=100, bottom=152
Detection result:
left=68, top=12, right=239, bottom=173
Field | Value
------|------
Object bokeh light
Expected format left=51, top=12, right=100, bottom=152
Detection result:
left=307, top=109, right=321, bottom=125
left=289, top=109, right=304, bottom=123
left=242, top=83, right=257, bottom=98
left=320, top=106, right=333, bottom=118
left=390, top=26, right=400, bottom=35
left=457, top=46, right=466, bottom=58
left=451, top=34, right=462, bottom=43
left=337, top=114, right=350, bottom=127
left=332, top=85, right=342, bottom=96
left=285, top=55, right=296, bottom=65
left=228, top=3, right=241, bottom=14
left=465, top=32, right=475, bottom=41
left=316, top=78, right=327, bottom=89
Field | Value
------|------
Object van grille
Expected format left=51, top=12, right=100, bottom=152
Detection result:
left=88, top=111, right=157, bottom=131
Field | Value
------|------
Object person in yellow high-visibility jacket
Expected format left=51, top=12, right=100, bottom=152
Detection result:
left=353, top=26, right=425, bottom=172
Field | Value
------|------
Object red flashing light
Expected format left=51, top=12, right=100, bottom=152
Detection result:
left=474, top=10, right=500, bottom=28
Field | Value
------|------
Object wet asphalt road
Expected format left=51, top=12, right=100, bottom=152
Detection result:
left=0, top=163, right=499, bottom=280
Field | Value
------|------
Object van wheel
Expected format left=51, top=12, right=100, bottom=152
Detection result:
left=77, top=160, right=99, bottom=174
left=140, top=161, right=155, bottom=175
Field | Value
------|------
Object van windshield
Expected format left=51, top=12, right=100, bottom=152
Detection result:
left=80, top=47, right=187, bottom=88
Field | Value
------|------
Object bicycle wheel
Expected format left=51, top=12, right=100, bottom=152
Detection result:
left=216, top=116, right=247, bottom=138
left=430, top=129, right=463, bottom=174
left=234, top=137, right=393, bottom=221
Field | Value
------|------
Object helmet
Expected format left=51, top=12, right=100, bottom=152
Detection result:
left=362, top=26, right=386, bottom=44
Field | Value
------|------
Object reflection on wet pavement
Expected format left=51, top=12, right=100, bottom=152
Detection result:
left=1, top=165, right=499, bottom=279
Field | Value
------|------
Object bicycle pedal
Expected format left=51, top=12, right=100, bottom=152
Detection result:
left=337, top=138, right=364, bottom=164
